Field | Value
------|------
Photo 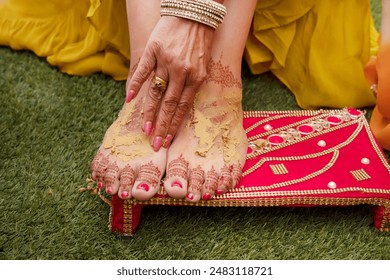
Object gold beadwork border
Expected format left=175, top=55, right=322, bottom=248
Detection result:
left=129, top=196, right=390, bottom=209
left=123, top=199, right=133, bottom=236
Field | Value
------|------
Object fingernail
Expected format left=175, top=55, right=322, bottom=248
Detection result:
left=106, top=187, right=113, bottom=194
left=144, top=121, right=153, bottom=136
left=216, top=189, right=224, bottom=195
left=121, top=191, right=129, bottom=198
left=163, top=134, right=173, bottom=148
left=97, top=182, right=104, bottom=189
left=186, top=193, right=194, bottom=200
left=137, top=183, right=150, bottom=192
left=126, top=90, right=135, bottom=103
left=171, top=181, right=183, bottom=188
left=203, top=193, right=212, bottom=200
left=153, top=136, right=163, bottom=152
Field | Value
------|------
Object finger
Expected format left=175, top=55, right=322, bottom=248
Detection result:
left=151, top=78, right=187, bottom=151
left=142, top=70, right=170, bottom=138
left=162, top=84, right=197, bottom=149
left=126, top=46, right=156, bottom=103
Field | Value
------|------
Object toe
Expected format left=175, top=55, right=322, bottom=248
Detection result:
left=186, top=165, right=204, bottom=202
left=132, top=161, right=162, bottom=200
left=104, top=162, right=120, bottom=195
left=202, top=166, right=219, bottom=201
left=118, top=164, right=136, bottom=199
left=90, top=151, right=104, bottom=181
left=164, top=155, right=189, bottom=198
left=231, top=163, right=243, bottom=188
left=216, top=164, right=233, bottom=196
left=95, top=155, right=109, bottom=188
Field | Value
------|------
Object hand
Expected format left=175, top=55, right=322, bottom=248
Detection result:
left=126, top=16, right=215, bottom=151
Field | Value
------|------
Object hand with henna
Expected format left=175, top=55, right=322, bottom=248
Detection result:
left=365, top=0, right=390, bottom=150
left=126, top=15, right=216, bottom=152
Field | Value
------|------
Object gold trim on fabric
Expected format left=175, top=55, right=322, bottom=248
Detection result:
left=123, top=200, right=133, bottom=236
left=129, top=197, right=390, bottom=209
left=381, top=207, right=390, bottom=232
left=270, top=163, right=288, bottom=175
left=350, top=169, right=371, bottom=181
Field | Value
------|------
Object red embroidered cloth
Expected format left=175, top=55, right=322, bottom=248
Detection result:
left=108, top=109, right=390, bottom=236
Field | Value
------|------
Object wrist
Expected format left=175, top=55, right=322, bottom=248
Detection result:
left=160, top=0, right=227, bottom=30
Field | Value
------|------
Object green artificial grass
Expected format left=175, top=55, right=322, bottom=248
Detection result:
left=0, top=0, right=389, bottom=260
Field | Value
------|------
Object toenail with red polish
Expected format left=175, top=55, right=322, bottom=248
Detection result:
left=137, top=183, right=150, bottom=192
left=106, top=187, right=113, bottom=194
left=121, top=191, right=129, bottom=198
left=97, top=182, right=104, bottom=189
left=203, top=193, right=212, bottom=200
left=171, top=181, right=183, bottom=188
left=186, top=193, right=194, bottom=200
left=216, top=189, right=224, bottom=195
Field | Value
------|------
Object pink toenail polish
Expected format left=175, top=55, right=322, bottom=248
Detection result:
left=121, top=191, right=129, bottom=198
left=186, top=193, right=194, bottom=200
left=137, top=183, right=150, bottom=192
left=163, top=134, right=173, bottom=148
left=144, top=121, right=153, bottom=136
left=153, top=136, right=163, bottom=152
left=203, top=193, right=212, bottom=200
left=171, top=181, right=183, bottom=188
left=126, top=90, right=135, bottom=103
left=106, top=187, right=113, bottom=194
left=97, top=182, right=104, bottom=189
left=216, top=189, right=224, bottom=195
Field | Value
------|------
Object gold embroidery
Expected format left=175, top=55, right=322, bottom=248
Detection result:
left=270, top=164, right=288, bottom=175
left=350, top=169, right=371, bottom=181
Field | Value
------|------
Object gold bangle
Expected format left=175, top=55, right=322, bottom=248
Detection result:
left=160, top=0, right=227, bottom=29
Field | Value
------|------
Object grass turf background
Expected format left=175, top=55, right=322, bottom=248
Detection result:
left=0, top=0, right=389, bottom=259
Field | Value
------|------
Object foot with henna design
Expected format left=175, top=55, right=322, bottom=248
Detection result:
left=163, top=0, right=256, bottom=200
left=90, top=81, right=167, bottom=200
left=163, top=56, right=248, bottom=201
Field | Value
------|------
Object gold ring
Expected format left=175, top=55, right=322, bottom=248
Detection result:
left=152, top=76, right=168, bottom=91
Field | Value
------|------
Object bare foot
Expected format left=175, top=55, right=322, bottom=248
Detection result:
left=163, top=58, right=248, bottom=201
left=90, top=85, right=167, bottom=200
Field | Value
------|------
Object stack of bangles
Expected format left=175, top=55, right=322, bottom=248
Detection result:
left=160, top=0, right=227, bottom=29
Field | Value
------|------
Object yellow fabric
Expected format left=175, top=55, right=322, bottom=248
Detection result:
left=0, top=0, right=129, bottom=80
left=0, top=0, right=378, bottom=108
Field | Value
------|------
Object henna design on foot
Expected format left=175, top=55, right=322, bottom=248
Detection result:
left=232, top=163, right=243, bottom=187
left=189, top=165, right=205, bottom=193
left=166, top=155, right=189, bottom=181
left=104, top=162, right=120, bottom=192
left=206, top=57, right=242, bottom=89
left=125, top=98, right=144, bottom=131
left=218, top=164, right=233, bottom=191
left=95, top=155, right=110, bottom=181
left=203, top=166, right=219, bottom=194
left=120, top=164, right=136, bottom=189
left=137, top=161, right=162, bottom=188
left=90, top=151, right=104, bottom=173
